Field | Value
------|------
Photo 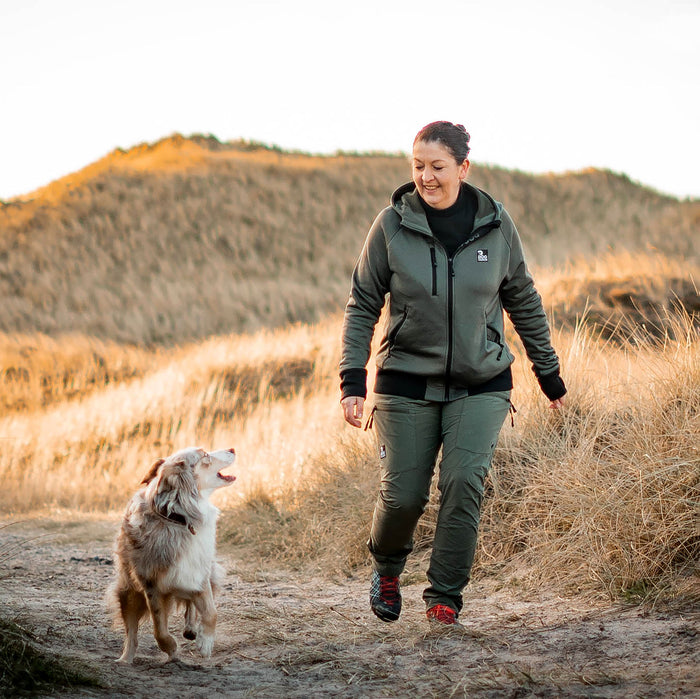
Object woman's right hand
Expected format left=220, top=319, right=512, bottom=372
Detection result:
left=341, top=396, right=365, bottom=428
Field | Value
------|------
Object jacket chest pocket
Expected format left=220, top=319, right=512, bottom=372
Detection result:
left=430, top=246, right=438, bottom=296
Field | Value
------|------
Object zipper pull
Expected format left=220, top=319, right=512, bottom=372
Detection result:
left=364, top=405, right=377, bottom=431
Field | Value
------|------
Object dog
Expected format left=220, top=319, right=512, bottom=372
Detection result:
left=109, top=446, right=236, bottom=663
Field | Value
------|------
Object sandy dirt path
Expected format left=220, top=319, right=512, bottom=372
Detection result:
left=1, top=517, right=698, bottom=698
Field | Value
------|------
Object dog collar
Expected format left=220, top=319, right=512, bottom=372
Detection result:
left=152, top=507, right=197, bottom=535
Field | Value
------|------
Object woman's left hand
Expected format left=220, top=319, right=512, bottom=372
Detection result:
left=549, top=396, right=566, bottom=409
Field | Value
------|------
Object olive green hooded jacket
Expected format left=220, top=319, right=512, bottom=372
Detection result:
left=340, top=181, right=561, bottom=401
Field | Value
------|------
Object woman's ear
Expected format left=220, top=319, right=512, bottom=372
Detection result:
left=459, top=159, right=470, bottom=180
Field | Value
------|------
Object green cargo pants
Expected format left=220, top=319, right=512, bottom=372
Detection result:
left=368, top=391, right=511, bottom=614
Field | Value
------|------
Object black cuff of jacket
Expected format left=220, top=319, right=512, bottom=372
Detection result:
left=340, top=368, right=367, bottom=400
left=537, top=371, right=567, bottom=401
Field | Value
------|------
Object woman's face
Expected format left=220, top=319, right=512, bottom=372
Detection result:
left=412, top=140, right=469, bottom=210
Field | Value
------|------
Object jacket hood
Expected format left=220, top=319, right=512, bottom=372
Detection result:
left=391, top=181, right=504, bottom=236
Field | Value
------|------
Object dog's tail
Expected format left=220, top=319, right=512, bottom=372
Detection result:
left=105, top=576, right=150, bottom=631
left=104, top=578, right=124, bottom=630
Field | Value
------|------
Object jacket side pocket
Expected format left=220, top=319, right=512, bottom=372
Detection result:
left=387, top=306, right=409, bottom=358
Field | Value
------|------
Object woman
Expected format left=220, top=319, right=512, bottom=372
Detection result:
left=340, top=121, right=566, bottom=626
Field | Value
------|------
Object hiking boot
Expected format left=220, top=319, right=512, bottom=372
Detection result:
left=369, top=571, right=402, bottom=622
left=426, top=604, right=460, bottom=626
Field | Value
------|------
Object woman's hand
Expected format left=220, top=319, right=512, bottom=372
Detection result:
left=341, top=396, right=365, bottom=428
left=549, top=396, right=566, bottom=410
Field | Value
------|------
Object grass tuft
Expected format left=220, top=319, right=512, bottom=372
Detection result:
left=0, top=619, right=102, bottom=697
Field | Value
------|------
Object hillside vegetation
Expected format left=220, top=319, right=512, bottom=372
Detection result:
left=0, top=307, right=697, bottom=605
left=0, top=134, right=697, bottom=345
left=0, top=135, right=697, bottom=608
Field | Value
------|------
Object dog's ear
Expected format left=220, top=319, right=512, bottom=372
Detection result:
left=140, top=458, right=166, bottom=485
left=151, top=459, right=203, bottom=529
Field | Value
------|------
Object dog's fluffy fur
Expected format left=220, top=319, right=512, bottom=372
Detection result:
left=108, top=446, right=236, bottom=663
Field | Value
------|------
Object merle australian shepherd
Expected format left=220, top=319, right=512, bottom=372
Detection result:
left=109, top=446, right=236, bottom=663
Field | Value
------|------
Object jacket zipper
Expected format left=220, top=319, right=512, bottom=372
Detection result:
left=442, top=222, right=501, bottom=400
left=404, top=217, right=502, bottom=400
left=445, top=258, right=455, bottom=400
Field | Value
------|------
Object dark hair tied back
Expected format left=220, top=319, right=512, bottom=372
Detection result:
left=414, top=121, right=471, bottom=164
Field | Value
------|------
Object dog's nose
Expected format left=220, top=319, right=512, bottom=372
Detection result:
left=228, top=448, right=236, bottom=455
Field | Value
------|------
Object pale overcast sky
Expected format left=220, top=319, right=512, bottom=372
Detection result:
left=1, top=0, right=698, bottom=200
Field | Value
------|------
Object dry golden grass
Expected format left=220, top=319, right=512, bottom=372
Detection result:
left=0, top=137, right=405, bottom=344
left=478, top=311, right=699, bottom=601
left=1, top=135, right=697, bottom=345
left=0, top=138, right=697, bottom=605
left=4, top=254, right=694, bottom=603
left=217, top=306, right=699, bottom=603
left=0, top=332, right=158, bottom=413
left=0, top=319, right=339, bottom=513
left=0, top=241, right=698, bottom=569
left=537, top=250, right=699, bottom=343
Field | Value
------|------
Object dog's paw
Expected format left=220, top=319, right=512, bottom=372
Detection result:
left=196, top=634, right=214, bottom=658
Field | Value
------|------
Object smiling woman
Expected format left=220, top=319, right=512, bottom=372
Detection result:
left=340, top=119, right=567, bottom=627
left=412, top=140, right=468, bottom=210
left=411, top=123, right=470, bottom=210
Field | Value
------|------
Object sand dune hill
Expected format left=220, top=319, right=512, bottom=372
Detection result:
left=0, top=134, right=697, bottom=344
